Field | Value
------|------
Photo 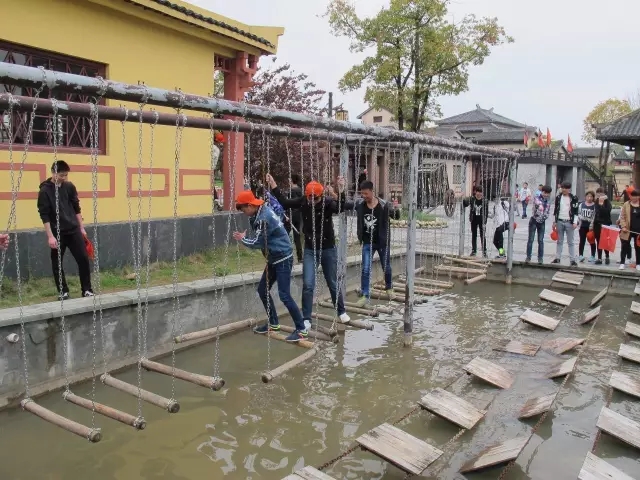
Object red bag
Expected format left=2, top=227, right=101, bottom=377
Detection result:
left=598, top=225, right=619, bottom=253
left=83, top=234, right=95, bottom=260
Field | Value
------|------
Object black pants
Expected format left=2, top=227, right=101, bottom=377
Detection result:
left=285, top=219, right=303, bottom=262
left=593, top=223, right=610, bottom=260
left=51, top=229, right=92, bottom=294
left=620, top=233, right=640, bottom=264
left=471, top=218, right=486, bottom=254
left=493, top=222, right=508, bottom=251
left=578, top=226, right=596, bottom=257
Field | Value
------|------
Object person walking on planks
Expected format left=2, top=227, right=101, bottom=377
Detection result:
left=265, top=173, right=353, bottom=325
left=618, top=189, right=640, bottom=271
left=578, top=191, right=597, bottom=263
left=492, top=195, right=511, bottom=259
left=233, top=189, right=307, bottom=342
left=525, top=185, right=552, bottom=265
left=463, top=186, right=489, bottom=257
left=552, top=181, right=580, bottom=266
left=37, top=160, right=93, bottom=300
left=355, top=180, right=400, bottom=306
left=592, top=187, right=612, bottom=265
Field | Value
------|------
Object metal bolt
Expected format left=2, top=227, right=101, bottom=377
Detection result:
left=6, top=333, right=19, bottom=343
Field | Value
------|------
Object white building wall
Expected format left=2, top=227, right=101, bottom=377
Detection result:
left=516, top=164, right=546, bottom=190
left=359, top=108, right=397, bottom=128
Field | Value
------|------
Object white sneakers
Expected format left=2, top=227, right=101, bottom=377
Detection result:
left=618, top=264, right=640, bottom=271
left=339, top=313, right=351, bottom=324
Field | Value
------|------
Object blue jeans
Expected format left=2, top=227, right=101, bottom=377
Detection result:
left=522, top=200, right=529, bottom=217
left=555, top=220, right=576, bottom=262
left=257, top=257, right=305, bottom=331
left=302, top=247, right=345, bottom=320
left=361, top=243, right=392, bottom=297
left=526, top=218, right=545, bottom=260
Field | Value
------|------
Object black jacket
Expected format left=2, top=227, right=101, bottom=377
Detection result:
left=593, top=198, right=613, bottom=226
left=553, top=193, right=580, bottom=224
left=287, top=185, right=303, bottom=225
left=463, top=196, right=490, bottom=224
left=37, top=179, right=81, bottom=234
left=355, top=197, right=399, bottom=247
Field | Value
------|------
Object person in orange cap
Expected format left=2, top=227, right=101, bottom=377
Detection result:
left=266, top=173, right=354, bottom=326
left=233, top=189, right=307, bottom=342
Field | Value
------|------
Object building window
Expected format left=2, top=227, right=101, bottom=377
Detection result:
left=452, top=164, right=462, bottom=184
left=0, top=41, right=107, bottom=153
left=373, top=116, right=383, bottom=123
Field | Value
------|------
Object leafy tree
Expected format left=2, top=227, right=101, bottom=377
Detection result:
left=325, top=0, right=512, bottom=133
left=582, top=98, right=632, bottom=145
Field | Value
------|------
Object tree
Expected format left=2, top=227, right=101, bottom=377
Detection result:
left=325, top=0, right=512, bottom=132
left=582, top=98, right=633, bottom=145
left=244, top=61, right=327, bottom=187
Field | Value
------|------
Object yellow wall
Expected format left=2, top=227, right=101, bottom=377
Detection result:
left=1, top=0, right=253, bottom=230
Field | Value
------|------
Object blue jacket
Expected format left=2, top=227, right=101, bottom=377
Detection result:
left=241, top=204, right=292, bottom=263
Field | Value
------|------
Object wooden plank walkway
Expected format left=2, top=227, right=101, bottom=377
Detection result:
left=493, top=339, right=540, bottom=356
left=631, top=301, right=640, bottom=315
left=542, top=337, right=585, bottom=355
left=578, top=452, right=636, bottom=480
left=580, top=306, right=601, bottom=325
left=356, top=423, right=443, bottom=475
left=518, top=393, right=557, bottom=419
left=545, top=357, right=577, bottom=379
left=610, top=371, right=640, bottom=400
left=283, top=467, right=336, bottom=480
left=463, top=357, right=514, bottom=389
left=418, top=388, right=485, bottom=430
left=520, top=309, right=559, bottom=331
left=552, top=271, right=584, bottom=286
left=539, top=289, right=573, bottom=307
left=590, top=287, right=609, bottom=307
left=619, top=344, right=640, bottom=364
left=459, top=436, right=530, bottom=473
left=626, top=321, right=640, bottom=339
left=596, top=407, right=640, bottom=450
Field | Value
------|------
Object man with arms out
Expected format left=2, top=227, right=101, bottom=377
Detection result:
left=552, top=181, right=580, bottom=266
left=37, top=160, right=93, bottom=300
left=525, top=185, right=552, bottom=265
left=233, top=189, right=307, bottom=342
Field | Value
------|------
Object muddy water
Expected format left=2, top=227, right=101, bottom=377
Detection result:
left=0, top=283, right=638, bottom=480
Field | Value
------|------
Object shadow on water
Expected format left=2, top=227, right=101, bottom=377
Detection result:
left=0, top=282, right=639, bottom=479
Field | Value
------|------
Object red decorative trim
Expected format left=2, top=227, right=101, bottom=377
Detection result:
left=69, top=165, right=116, bottom=199
left=0, top=162, right=47, bottom=200
left=126, top=167, right=170, bottom=197
left=179, top=168, right=213, bottom=196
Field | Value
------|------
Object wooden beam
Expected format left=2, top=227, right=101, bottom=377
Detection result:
left=520, top=309, right=559, bottom=331
left=610, top=371, right=640, bottom=400
left=141, top=359, right=225, bottom=390
left=541, top=337, right=585, bottom=355
left=596, top=407, right=640, bottom=450
left=580, top=306, right=601, bottom=325
left=518, top=393, right=557, bottom=419
left=63, top=391, right=145, bottom=430
left=493, top=339, right=540, bottom=356
left=578, top=452, right=635, bottom=480
left=175, top=317, right=256, bottom=343
left=100, top=374, right=180, bottom=413
left=418, top=388, right=485, bottom=429
left=464, top=274, right=487, bottom=285
left=460, top=436, right=530, bottom=473
left=463, top=357, right=514, bottom=389
left=262, top=347, right=319, bottom=383
left=20, top=398, right=102, bottom=442
left=318, top=301, right=377, bottom=316
left=539, top=289, right=573, bottom=307
left=545, top=357, right=577, bottom=379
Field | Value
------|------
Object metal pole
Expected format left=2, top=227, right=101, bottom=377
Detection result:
left=458, top=158, right=468, bottom=256
left=506, top=158, right=518, bottom=284
left=328, top=92, right=333, bottom=119
left=338, top=143, right=349, bottom=304
left=0, top=63, right=519, bottom=158
left=403, top=143, right=419, bottom=348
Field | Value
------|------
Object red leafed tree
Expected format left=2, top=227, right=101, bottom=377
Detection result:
left=244, top=61, right=327, bottom=188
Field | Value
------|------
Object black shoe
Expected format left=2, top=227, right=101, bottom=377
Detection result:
left=59, top=292, right=69, bottom=301
left=605, top=258, right=610, bottom=265
left=469, top=251, right=476, bottom=257
left=525, top=257, right=531, bottom=264
left=570, top=261, right=578, bottom=267
left=551, top=259, right=560, bottom=264
left=482, top=252, right=488, bottom=258
left=595, top=259, right=602, bottom=265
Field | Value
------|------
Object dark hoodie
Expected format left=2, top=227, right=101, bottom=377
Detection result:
left=37, top=178, right=81, bottom=234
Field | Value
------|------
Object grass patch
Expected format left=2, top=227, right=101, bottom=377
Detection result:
left=399, top=211, right=437, bottom=222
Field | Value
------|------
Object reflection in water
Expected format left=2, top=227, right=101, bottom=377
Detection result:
left=0, top=284, right=638, bottom=479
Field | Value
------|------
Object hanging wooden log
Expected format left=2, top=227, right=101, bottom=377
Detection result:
left=414, top=266, right=428, bottom=275
left=318, top=300, right=378, bottom=316
left=380, top=282, right=441, bottom=296
left=369, top=288, right=410, bottom=303
left=174, top=317, right=256, bottom=343
left=261, top=347, right=319, bottom=383
left=63, top=391, right=146, bottom=430
left=20, top=398, right=102, bottom=442
left=399, top=275, right=455, bottom=288
left=100, top=374, right=180, bottom=413
left=443, top=256, right=488, bottom=269
left=141, top=359, right=225, bottom=390
left=434, top=265, right=485, bottom=275
left=278, top=324, right=338, bottom=343
left=265, top=331, right=316, bottom=348
left=370, top=304, right=395, bottom=314
left=312, top=312, right=374, bottom=331
left=464, top=274, right=486, bottom=285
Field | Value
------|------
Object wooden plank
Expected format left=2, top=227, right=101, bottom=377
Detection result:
left=539, top=289, right=573, bottom=307
left=541, top=337, right=585, bottom=355
left=356, top=423, right=443, bottom=475
left=580, top=306, right=601, bottom=325
left=590, top=287, right=609, bottom=307
left=631, top=301, right=640, bottom=315
left=459, top=436, right=530, bottom=473
left=619, top=344, right=640, bottom=364
left=610, top=371, right=640, bottom=400
left=552, top=271, right=584, bottom=286
left=493, top=339, right=540, bottom=356
left=289, top=466, right=337, bottom=480
left=578, top=452, right=636, bottom=480
left=463, top=357, right=514, bottom=389
left=520, top=309, right=559, bottom=331
left=596, top=406, right=640, bottom=450
left=545, top=357, right=577, bottom=379
left=418, top=388, right=485, bottom=430
left=434, top=265, right=485, bottom=275
left=625, top=321, right=640, bottom=339
left=518, top=393, right=557, bottom=419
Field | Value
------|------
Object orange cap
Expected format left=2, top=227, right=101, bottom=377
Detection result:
left=305, top=181, right=324, bottom=198
left=235, top=190, right=264, bottom=207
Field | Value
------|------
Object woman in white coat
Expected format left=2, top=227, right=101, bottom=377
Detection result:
left=493, top=196, right=512, bottom=258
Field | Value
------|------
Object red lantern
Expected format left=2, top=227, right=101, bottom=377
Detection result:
left=586, top=230, right=596, bottom=244
left=550, top=230, right=558, bottom=241
left=214, top=131, right=225, bottom=143
left=83, top=234, right=95, bottom=261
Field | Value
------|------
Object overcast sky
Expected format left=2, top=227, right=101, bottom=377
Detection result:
left=192, top=0, right=639, bottom=147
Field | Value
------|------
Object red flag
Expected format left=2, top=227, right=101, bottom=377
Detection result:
left=567, top=135, right=573, bottom=153
left=537, top=130, right=544, bottom=148
left=546, top=128, right=552, bottom=147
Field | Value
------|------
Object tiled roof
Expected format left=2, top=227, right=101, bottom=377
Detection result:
left=596, top=108, right=640, bottom=142
left=146, top=0, right=275, bottom=48
left=457, top=128, right=536, bottom=143
left=572, top=147, right=602, bottom=157
left=437, top=104, right=525, bottom=128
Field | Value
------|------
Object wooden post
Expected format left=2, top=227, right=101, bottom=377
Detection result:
left=506, top=157, right=517, bottom=284
left=464, top=274, right=487, bottom=285
left=312, top=312, right=374, bottom=331
left=174, top=317, right=256, bottom=343
left=100, top=374, right=180, bottom=413
left=403, top=143, right=419, bottom=347
left=141, top=359, right=225, bottom=391
left=458, top=158, right=468, bottom=257
left=63, top=391, right=146, bottom=430
left=21, top=398, right=101, bottom=442
left=277, top=324, right=338, bottom=343
left=261, top=347, right=319, bottom=383
left=318, top=301, right=378, bottom=316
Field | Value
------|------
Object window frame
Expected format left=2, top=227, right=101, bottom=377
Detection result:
left=372, top=115, right=383, bottom=123
left=0, top=40, right=107, bottom=155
